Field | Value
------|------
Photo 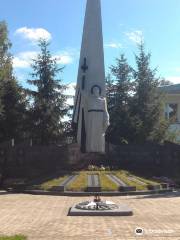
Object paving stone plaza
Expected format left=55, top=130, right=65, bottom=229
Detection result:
left=1, top=0, right=180, bottom=239
left=0, top=192, right=180, bottom=240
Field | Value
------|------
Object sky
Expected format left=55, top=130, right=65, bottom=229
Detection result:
left=1, top=0, right=180, bottom=97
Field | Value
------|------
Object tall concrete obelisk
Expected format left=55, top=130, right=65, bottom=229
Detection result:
left=73, top=0, right=109, bottom=153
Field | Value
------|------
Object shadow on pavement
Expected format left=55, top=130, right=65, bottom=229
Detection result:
left=133, top=190, right=180, bottom=199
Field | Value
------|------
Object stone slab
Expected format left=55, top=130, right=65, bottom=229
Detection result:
left=68, top=204, right=133, bottom=216
left=51, top=175, right=78, bottom=192
left=87, top=174, right=101, bottom=192
left=107, top=174, right=127, bottom=187
left=161, top=183, right=170, bottom=189
left=119, top=186, right=136, bottom=192
left=62, top=175, right=78, bottom=187
left=128, top=176, right=146, bottom=185
left=107, top=174, right=136, bottom=192
left=147, top=184, right=161, bottom=190
left=51, top=185, right=65, bottom=191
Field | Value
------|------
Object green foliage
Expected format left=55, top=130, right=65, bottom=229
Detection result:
left=67, top=172, right=87, bottom=191
left=39, top=174, right=69, bottom=190
left=107, top=44, right=168, bottom=144
left=99, top=173, right=118, bottom=191
left=114, top=170, right=157, bottom=190
left=0, top=80, right=27, bottom=142
left=0, top=21, right=27, bottom=143
left=0, top=86, right=3, bottom=116
left=27, top=39, right=68, bottom=144
left=0, top=21, right=11, bottom=118
left=30, top=171, right=161, bottom=192
left=132, top=43, right=167, bottom=143
left=106, top=54, right=137, bottom=144
left=159, top=78, right=173, bottom=86
left=165, top=127, right=180, bottom=144
left=0, top=236, right=26, bottom=240
left=0, top=21, right=171, bottom=145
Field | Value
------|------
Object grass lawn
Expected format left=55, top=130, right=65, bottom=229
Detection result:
left=114, top=170, right=159, bottom=190
left=0, top=236, right=26, bottom=240
left=67, top=172, right=87, bottom=191
left=114, top=170, right=145, bottom=190
left=38, top=175, right=70, bottom=190
left=66, top=171, right=119, bottom=191
left=99, top=172, right=118, bottom=191
left=134, top=175, right=159, bottom=185
left=31, top=170, right=160, bottom=192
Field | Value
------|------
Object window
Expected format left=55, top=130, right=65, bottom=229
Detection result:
left=165, top=103, right=178, bottom=122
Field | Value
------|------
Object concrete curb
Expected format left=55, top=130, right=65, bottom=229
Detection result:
left=7, top=188, right=175, bottom=197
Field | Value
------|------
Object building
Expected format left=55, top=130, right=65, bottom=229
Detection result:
left=160, top=84, right=180, bottom=141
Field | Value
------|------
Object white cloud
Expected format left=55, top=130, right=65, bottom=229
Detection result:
left=13, top=52, right=37, bottom=68
left=65, top=82, right=76, bottom=96
left=13, top=51, right=74, bottom=69
left=126, top=30, right=144, bottom=44
left=105, top=42, right=122, bottom=49
left=53, top=53, right=74, bottom=65
left=13, top=51, right=38, bottom=68
left=166, top=76, right=180, bottom=84
left=15, top=27, right=52, bottom=42
left=65, top=82, right=76, bottom=106
left=13, top=57, right=30, bottom=68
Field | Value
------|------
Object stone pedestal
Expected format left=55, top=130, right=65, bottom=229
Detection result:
left=69, top=204, right=133, bottom=216
left=67, top=143, right=81, bottom=165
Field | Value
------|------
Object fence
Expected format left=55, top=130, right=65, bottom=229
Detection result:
left=0, top=140, right=180, bottom=178
left=108, top=142, right=180, bottom=172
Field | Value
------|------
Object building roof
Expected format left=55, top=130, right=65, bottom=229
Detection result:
left=159, top=84, right=180, bottom=94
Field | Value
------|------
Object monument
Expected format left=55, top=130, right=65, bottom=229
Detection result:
left=73, top=0, right=109, bottom=153
left=69, top=0, right=133, bottom=217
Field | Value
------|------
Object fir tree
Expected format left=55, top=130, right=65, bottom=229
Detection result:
left=106, top=74, right=116, bottom=114
left=110, top=54, right=133, bottom=105
left=27, top=39, right=68, bottom=144
left=0, top=21, right=10, bottom=118
left=0, top=21, right=27, bottom=142
left=0, top=82, right=3, bottom=117
left=106, top=54, right=134, bottom=144
left=132, top=43, right=165, bottom=143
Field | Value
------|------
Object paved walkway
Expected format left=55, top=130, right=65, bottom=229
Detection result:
left=0, top=192, right=180, bottom=240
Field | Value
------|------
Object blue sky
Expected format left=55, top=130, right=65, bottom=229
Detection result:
left=1, top=0, right=180, bottom=94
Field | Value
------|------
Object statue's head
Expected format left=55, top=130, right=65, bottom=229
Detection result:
left=91, top=85, right=101, bottom=97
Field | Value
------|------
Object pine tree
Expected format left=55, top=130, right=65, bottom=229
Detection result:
left=0, top=82, right=3, bottom=117
left=0, top=21, right=9, bottom=119
left=0, top=21, right=27, bottom=143
left=27, top=39, right=68, bottom=144
left=106, top=54, right=134, bottom=144
left=106, top=74, right=116, bottom=114
left=110, top=54, right=133, bottom=106
left=132, top=43, right=164, bottom=143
